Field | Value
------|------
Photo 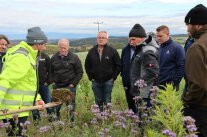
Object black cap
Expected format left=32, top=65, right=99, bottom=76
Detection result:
left=185, top=4, right=207, bottom=25
left=129, top=24, right=147, bottom=38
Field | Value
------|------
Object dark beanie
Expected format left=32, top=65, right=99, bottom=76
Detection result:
left=26, top=27, right=48, bottom=45
left=129, top=24, right=147, bottom=38
left=185, top=4, right=207, bottom=25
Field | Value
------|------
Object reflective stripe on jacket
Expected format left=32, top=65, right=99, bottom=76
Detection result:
left=0, top=41, right=40, bottom=119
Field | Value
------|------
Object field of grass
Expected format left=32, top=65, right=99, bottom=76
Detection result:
left=0, top=51, right=190, bottom=137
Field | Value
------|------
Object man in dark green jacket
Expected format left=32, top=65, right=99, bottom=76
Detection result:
left=183, top=4, right=207, bottom=137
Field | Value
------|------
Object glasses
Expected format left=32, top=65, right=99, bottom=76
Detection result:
left=97, top=37, right=107, bottom=40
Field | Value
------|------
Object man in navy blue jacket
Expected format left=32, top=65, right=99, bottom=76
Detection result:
left=183, top=32, right=194, bottom=93
left=121, top=42, right=137, bottom=113
left=156, top=25, right=185, bottom=91
left=184, top=33, right=194, bottom=53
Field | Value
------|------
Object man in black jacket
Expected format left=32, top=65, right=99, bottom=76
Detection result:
left=32, top=52, right=53, bottom=122
left=129, top=24, right=159, bottom=112
left=85, top=31, right=121, bottom=110
left=51, top=38, right=83, bottom=122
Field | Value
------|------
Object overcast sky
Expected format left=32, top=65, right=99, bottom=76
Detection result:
left=0, top=0, right=206, bottom=37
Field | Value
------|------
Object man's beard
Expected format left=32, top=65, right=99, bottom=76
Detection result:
left=190, top=26, right=197, bottom=38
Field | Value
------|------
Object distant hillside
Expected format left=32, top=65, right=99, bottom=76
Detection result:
left=9, top=36, right=128, bottom=49
left=65, top=35, right=187, bottom=48
left=9, top=34, right=187, bottom=49
left=172, top=34, right=188, bottom=37
left=69, top=36, right=128, bottom=49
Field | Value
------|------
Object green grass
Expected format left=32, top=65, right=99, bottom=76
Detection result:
left=0, top=51, right=186, bottom=137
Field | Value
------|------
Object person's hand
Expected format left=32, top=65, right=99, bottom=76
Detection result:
left=35, top=100, right=45, bottom=111
left=69, top=84, right=74, bottom=87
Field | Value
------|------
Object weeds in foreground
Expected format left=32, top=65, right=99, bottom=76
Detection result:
left=0, top=85, right=197, bottom=137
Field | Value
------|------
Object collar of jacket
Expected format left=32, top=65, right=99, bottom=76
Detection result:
left=57, top=51, right=71, bottom=57
left=95, top=44, right=108, bottom=49
left=161, top=38, right=172, bottom=48
left=194, top=25, right=207, bottom=40
left=135, top=43, right=143, bottom=52
left=127, top=43, right=136, bottom=50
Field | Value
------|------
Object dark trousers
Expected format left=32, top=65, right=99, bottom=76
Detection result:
left=142, top=98, right=152, bottom=108
left=137, top=98, right=152, bottom=115
left=184, top=106, right=207, bottom=137
left=3, top=116, right=27, bottom=136
left=32, top=85, right=53, bottom=121
left=136, top=97, right=152, bottom=133
left=124, top=86, right=137, bottom=113
left=53, top=85, right=76, bottom=122
left=92, top=79, right=113, bottom=110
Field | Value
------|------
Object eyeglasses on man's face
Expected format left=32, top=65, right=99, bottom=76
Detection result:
left=97, top=37, right=107, bottom=40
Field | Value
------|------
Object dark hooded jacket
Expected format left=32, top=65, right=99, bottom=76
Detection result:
left=130, top=35, right=159, bottom=97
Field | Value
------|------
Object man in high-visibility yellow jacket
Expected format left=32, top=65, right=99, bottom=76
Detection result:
left=0, top=26, right=47, bottom=136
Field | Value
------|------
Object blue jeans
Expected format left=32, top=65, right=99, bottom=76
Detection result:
left=92, top=79, right=114, bottom=109
left=32, top=85, right=53, bottom=121
left=53, top=85, right=76, bottom=122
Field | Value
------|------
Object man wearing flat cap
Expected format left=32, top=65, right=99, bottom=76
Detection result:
left=182, top=4, right=207, bottom=137
left=0, top=26, right=47, bottom=136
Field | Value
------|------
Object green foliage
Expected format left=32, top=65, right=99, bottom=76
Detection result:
left=145, top=84, right=187, bottom=137
left=111, top=76, right=127, bottom=110
left=0, top=51, right=195, bottom=137
left=145, top=129, right=165, bottom=137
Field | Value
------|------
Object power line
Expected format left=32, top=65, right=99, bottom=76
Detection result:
left=94, top=21, right=103, bottom=33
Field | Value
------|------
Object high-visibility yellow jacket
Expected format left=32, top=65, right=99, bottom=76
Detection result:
left=0, top=41, right=40, bottom=119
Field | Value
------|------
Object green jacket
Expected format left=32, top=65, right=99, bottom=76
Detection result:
left=182, top=25, right=207, bottom=107
left=0, top=41, right=40, bottom=119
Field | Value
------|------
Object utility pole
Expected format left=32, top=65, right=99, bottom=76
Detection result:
left=94, top=21, right=103, bottom=33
